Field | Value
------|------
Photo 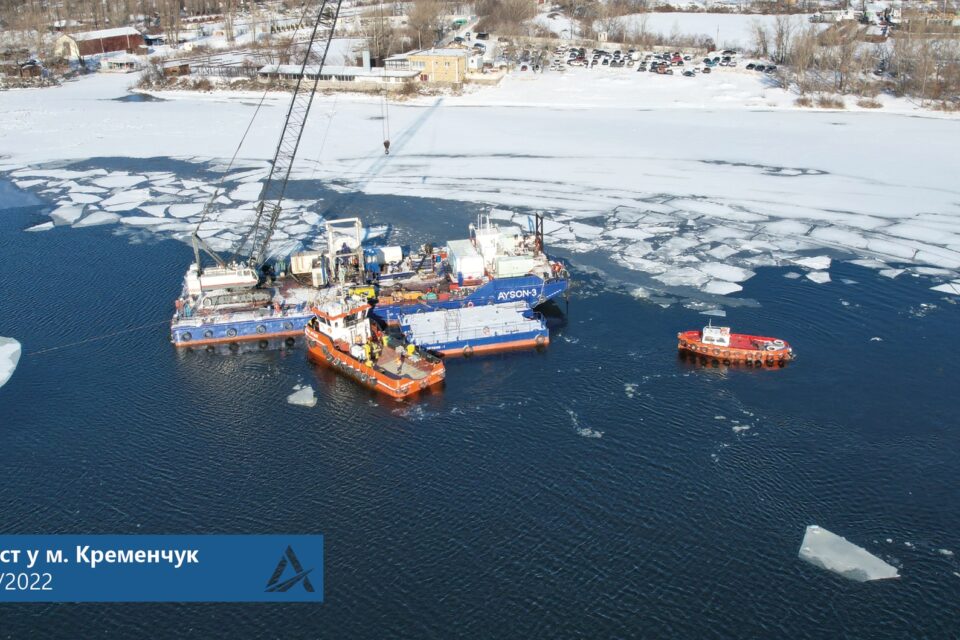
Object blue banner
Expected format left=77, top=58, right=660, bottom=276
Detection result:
left=0, top=535, right=323, bottom=602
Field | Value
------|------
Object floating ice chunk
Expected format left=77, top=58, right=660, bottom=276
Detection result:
left=849, top=259, right=888, bottom=270
left=168, top=203, right=205, bottom=218
left=655, top=267, right=710, bottom=288
left=287, top=384, right=317, bottom=408
left=706, top=244, right=738, bottom=260
left=915, top=266, right=954, bottom=276
left=605, top=227, right=652, bottom=241
left=794, top=256, right=832, bottom=271
left=488, top=208, right=515, bottom=222
left=765, top=220, right=811, bottom=236
left=879, top=269, right=905, bottom=279
left=931, top=281, right=960, bottom=295
left=93, top=174, right=147, bottom=189
left=568, top=409, right=602, bottom=438
left=139, top=205, right=168, bottom=218
left=74, top=211, right=120, bottom=227
left=0, top=338, right=21, bottom=389
left=700, top=309, right=727, bottom=317
left=229, top=182, right=263, bottom=201
left=14, top=179, right=46, bottom=189
left=69, top=192, right=101, bottom=205
left=798, top=525, right=899, bottom=582
left=939, top=549, right=954, bottom=557
left=784, top=272, right=802, bottom=279
left=806, top=271, right=831, bottom=284
left=699, top=262, right=755, bottom=283
left=569, top=222, right=604, bottom=238
left=119, top=216, right=170, bottom=227
left=732, top=425, right=751, bottom=433
left=100, top=188, right=152, bottom=208
left=26, top=221, right=54, bottom=232
left=49, top=204, right=85, bottom=225
left=870, top=337, right=883, bottom=342
left=702, top=280, right=743, bottom=295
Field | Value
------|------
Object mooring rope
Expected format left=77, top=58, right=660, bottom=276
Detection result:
left=27, top=320, right=170, bottom=356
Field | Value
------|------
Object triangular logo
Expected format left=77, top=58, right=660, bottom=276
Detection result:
left=265, top=545, right=315, bottom=593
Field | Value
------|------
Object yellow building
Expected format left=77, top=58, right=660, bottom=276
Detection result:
left=407, top=48, right=470, bottom=85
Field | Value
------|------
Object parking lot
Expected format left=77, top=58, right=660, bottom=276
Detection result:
left=544, top=44, right=780, bottom=80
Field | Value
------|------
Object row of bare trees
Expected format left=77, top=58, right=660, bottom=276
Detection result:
left=750, top=16, right=960, bottom=104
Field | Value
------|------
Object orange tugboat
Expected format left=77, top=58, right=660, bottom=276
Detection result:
left=677, top=323, right=796, bottom=367
left=305, top=293, right=445, bottom=398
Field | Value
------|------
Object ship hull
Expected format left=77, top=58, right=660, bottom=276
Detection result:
left=372, top=275, right=568, bottom=325
left=677, top=330, right=795, bottom=366
left=171, top=312, right=312, bottom=347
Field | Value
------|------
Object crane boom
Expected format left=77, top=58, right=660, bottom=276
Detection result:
left=232, top=0, right=344, bottom=269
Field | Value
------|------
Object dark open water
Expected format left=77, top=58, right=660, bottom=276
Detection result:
left=1, top=174, right=959, bottom=638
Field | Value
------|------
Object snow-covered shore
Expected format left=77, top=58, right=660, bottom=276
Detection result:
left=2, top=71, right=959, bottom=299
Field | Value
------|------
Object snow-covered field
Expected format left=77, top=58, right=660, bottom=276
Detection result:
left=607, top=12, right=819, bottom=50
left=2, top=71, right=959, bottom=302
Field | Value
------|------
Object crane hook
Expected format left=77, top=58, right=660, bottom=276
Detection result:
left=383, top=140, right=390, bottom=155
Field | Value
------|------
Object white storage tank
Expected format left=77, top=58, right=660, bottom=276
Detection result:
left=494, top=255, right=536, bottom=278
left=291, top=251, right=324, bottom=275
left=376, top=245, right=404, bottom=265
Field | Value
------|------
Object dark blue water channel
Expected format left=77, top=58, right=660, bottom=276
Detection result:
left=1, top=172, right=959, bottom=638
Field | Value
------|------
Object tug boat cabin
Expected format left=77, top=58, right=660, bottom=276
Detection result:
left=305, top=294, right=445, bottom=398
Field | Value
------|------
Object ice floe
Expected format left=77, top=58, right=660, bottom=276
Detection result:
left=794, top=256, right=832, bottom=271
left=798, top=525, right=900, bottom=582
left=0, top=337, right=22, bottom=389
left=74, top=211, right=121, bottom=227
left=49, top=204, right=85, bottom=225
left=26, top=221, right=54, bottom=232
left=93, top=173, right=147, bottom=189
left=806, top=271, right=832, bottom=284
left=286, top=384, right=317, bottom=408
left=931, top=281, right=960, bottom=295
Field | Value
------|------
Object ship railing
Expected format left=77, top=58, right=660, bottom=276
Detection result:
left=173, top=302, right=310, bottom=325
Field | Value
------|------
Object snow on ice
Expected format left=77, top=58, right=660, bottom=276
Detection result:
left=0, top=337, right=22, bottom=389
left=798, top=525, right=900, bottom=582
left=2, top=73, right=960, bottom=300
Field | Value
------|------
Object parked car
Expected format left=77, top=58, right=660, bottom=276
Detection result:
left=476, top=32, right=489, bottom=40
left=754, top=64, right=765, bottom=72
left=745, top=63, right=755, bottom=70
left=637, top=64, right=647, bottom=72
left=683, top=70, right=695, bottom=77
left=765, top=65, right=777, bottom=73
left=702, top=67, right=712, bottom=74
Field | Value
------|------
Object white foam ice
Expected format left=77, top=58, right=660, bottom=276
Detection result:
left=567, top=409, right=603, bottom=439
left=807, top=271, right=832, bottom=284
left=784, top=272, right=802, bottom=280
left=931, top=281, right=960, bottom=295
left=798, top=525, right=900, bottom=582
left=0, top=337, right=21, bottom=389
left=74, top=211, right=120, bottom=227
left=700, top=309, right=727, bottom=317
left=26, top=221, right=54, bottom=232
left=120, top=216, right=170, bottom=227
left=286, top=384, right=317, bottom=408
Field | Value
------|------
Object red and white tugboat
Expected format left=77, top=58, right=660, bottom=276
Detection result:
left=677, top=323, right=795, bottom=367
left=305, top=293, right=445, bottom=398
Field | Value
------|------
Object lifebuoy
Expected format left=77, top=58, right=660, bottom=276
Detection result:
left=772, top=339, right=785, bottom=348
left=181, top=332, right=192, bottom=342
left=465, top=301, right=474, bottom=308
left=713, top=348, right=720, bottom=356
left=226, top=328, right=237, bottom=338
left=283, top=321, right=294, bottom=331
left=463, top=344, right=474, bottom=357
left=482, top=326, right=491, bottom=336
left=256, top=325, right=267, bottom=334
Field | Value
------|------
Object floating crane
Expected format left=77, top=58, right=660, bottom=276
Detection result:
left=189, top=0, right=345, bottom=280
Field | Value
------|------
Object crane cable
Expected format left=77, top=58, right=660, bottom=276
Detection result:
left=377, top=0, right=390, bottom=154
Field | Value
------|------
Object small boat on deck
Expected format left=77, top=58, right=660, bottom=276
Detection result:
left=677, top=323, right=795, bottom=367
left=304, top=294, right=445, bottom=398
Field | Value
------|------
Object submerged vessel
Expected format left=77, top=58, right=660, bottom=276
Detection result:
left=400, top=301, right=548, bottom=357
left=305, top=293, right=445, bottom=398
left=677, top=323, right=795, bottom=366
left=367, top=214, right=569, bottom=325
